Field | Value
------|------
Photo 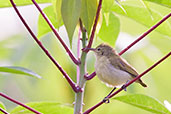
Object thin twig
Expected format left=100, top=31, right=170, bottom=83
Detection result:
left=84, top=72, right=96, bottom=80
left=31, top=0, right=80, bottom=65
left=83, top=0, right=103, bottom=52
left=0, top=93, right=41, bottom=114
left=9, top=0, right=81, bottom=93
left=0, top=107, right=9, bottom=114
left=119, top=13, right=171, bottom=55
left=83, top=51, right=171, bottom=114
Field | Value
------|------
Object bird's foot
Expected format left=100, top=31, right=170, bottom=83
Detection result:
left=103, top=97, right=110, bottom=104
left=121, top=84, right=127, bottom=91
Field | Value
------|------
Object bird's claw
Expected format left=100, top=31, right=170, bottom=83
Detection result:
left=103, top=97, right=110, bottom=104
left=121, top=84, right=127, bottom=91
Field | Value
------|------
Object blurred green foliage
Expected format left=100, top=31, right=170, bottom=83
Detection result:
left=0, top=0, right=171, bottom=114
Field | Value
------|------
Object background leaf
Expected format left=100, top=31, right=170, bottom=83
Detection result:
left=0, top=0, right=51, bottom=8
left=38, top=5, right=63, bottom=38
left=61, top=0, right=81, bottom=46
left=111, top=4, right=171, bottom=37
left=10, top=102, right=73, bottom=114
left=0, top=66, right=41, bottom=78
left=102, top=0, right=115, bottom=12
left=144, top=0, right=171, bottom=8
left=98, top=12, right=120, bottom=46
left=53, top=0, right=63, bottom=29
left=80, top=0, right=97, bottom=35
left=114, top=94, right=171, bottom=114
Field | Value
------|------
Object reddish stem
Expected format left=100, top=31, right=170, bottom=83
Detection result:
left=31, top=0, right=80, bottom=65
left=83, top=0, right=103, bottom=52
left=84, top=51, right=171, bottom=114
left=119, top=13, right=171, bottom=56
left=0, top=107, right=9, bottom=114
left=0, top=93, right=41, bottom=114
left=84, top=72, right=96, bottom=80
left=9, top=0, right=81, bottom=93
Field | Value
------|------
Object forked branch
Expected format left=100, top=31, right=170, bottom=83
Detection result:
left=31, top=0, right=80, bottom=65
left=9, top=0, right=81, bottom=93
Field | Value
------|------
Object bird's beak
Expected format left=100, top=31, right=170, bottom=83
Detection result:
left=86, top=48, right=96, bottom=51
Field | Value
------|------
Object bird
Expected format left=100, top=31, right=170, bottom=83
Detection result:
left=88, top=43, right=147, bottom=102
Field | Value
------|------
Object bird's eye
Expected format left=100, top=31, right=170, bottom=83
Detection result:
left=97, top=48, right=101, bottom=51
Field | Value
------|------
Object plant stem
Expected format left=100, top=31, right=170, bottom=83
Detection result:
left=74, top=28, right=87, bottom=114
left=9, top=0, right=80, bottom=93
left=77, top=28, right=81, bottom=83
left=31, top=0, right=80, bottom=65
left=0, top=93, right=41, bottom=114
left=83, top=51, right=171, bottom=114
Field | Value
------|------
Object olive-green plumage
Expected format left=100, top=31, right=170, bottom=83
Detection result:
left=90, top=43, right=147, bottom=88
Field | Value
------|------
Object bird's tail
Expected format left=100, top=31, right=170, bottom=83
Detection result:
left=138, top=79, right=147, bottom=87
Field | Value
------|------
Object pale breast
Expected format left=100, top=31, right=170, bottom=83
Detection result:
left=95, top=56, right=132, bottom=87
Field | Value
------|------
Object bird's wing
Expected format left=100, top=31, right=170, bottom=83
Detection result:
left=110, top=56, right=139, bottom=77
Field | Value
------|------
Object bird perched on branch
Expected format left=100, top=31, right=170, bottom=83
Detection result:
left=88, top=43, right=147, bottom=101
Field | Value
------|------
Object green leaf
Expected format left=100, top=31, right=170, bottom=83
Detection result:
left=0, top=0, right=51, bottom=8
left=11, top=102, right=73, bottom=114
left=111, top=4, right=171, bottom=37
left=144, top=0, right=171, bottom=8
left=102, top=0, right=114, bottom=13
left=114, top=94, right=171, bottom=114
left=80, top=0, right=97, bottom=35
left=61, top=0, right=81, bottom=46
left=53, top=0, right=63, bottom=29
left=0, top=66, right=41, bottom=79
left=98, top=13, right=120, bottom=46
left=0, top=102, right=6, bottom=114
left=38, top=5, right=63, bottom=38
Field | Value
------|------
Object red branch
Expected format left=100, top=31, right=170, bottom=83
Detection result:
left=119, top=13, right=171, bottom=55
left=84, top=51, right=171, bottom=114
left=84, top=72, right=96, bottom=80
left=0, top=93, right=41, bottom=114
left=83, top=0, right=103, bottom=52
left=9, top=0, right=81, bottom=93
left=31, top=0, right=80, bottom=65
left=0, top=107, right=9, bottom=114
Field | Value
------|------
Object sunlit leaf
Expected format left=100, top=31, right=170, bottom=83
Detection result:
left=0, top=66, right=41, bottom=78
left=102, top=0, right=114, bottom=12
left=98, top=13, right=120, bottom=46
left=145, top=0, right=171, bottom=8
left=111, top=4, right=171, bottom=37
left=113, top=94, right=171, bottom=114
left=11, top=102, right=73, bottom=114
left=53, top=0, right=63, bottom=29
left=38, top=5, right=63, bottom=38
left=0, top=0, right=51, bottom=8
left=80, top=0, right=97, bottom=35
left=61, top=0, right=81, bottom=46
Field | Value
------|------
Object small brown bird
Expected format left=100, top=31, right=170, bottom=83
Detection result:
left=89, top=43, right=147, bottom=89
